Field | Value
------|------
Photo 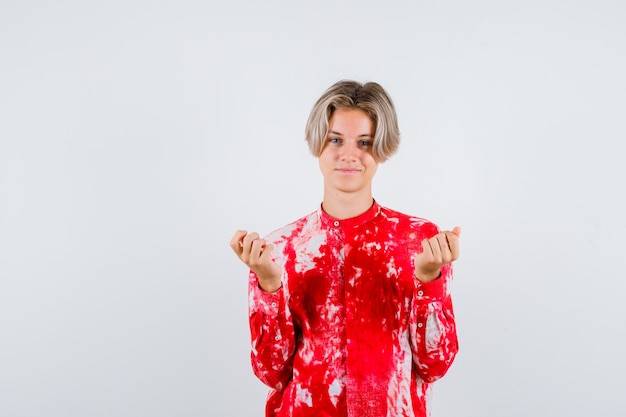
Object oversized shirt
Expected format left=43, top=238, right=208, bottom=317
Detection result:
left=248, top=201, right=458, bottom=417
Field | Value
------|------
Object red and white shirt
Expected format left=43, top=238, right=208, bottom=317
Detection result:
left=248, top=201, right=458, bottom=417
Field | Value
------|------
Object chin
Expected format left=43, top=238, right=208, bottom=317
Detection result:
left=333, top=184, right=365, bottom=194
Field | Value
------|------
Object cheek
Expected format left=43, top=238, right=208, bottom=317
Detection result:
left=363, top=154, right=378, bottom=169
left=318, top=153, right=331, bottom=173
left=319, top=148, right=335, bottom=164
left=369, top=164, right=379, bottom=176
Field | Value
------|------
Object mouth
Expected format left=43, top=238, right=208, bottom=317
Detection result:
left=336, top=168, right=361, bottom=175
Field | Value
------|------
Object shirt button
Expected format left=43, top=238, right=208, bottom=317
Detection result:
left=417, top=291, right=424, bottom=296
left=271, top=302, right=277, bottom=308
left=333, top=221, right=340, bottom=227
left=418, top=323, right=423, bottom=328
left=275, top=335, right=281, bottom=341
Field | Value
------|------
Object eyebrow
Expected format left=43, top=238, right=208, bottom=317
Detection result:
left=328, top=130, right=374, bottom=138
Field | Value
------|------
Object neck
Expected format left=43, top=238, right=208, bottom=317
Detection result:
left=322, top=190, right=374, bottom=220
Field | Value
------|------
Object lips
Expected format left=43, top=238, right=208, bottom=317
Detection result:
left=336, top=168, right=361, bottom=174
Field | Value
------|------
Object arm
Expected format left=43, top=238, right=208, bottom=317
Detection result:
left=409, top=263, right=458, bottom=383
left=248, top=271, right=297, bottom=390
left=409, top=226, right=461, bottom=382
left=230, top=230, right=296, bottom=390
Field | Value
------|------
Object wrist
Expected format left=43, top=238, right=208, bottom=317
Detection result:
left=258, top=277, right=282, bottom=293
left=414, top=269, right=442, bottom=283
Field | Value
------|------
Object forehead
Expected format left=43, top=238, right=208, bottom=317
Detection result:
left=328, top=108, right=374, bottom=133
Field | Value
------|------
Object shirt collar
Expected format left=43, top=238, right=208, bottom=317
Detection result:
left=317, top=199, right=381, bottom=229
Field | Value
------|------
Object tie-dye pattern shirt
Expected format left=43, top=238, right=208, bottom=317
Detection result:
left=248, top=201, right=458, bottom=417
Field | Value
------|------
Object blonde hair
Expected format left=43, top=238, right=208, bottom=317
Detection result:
left=305, top=80, right=400, bottom=162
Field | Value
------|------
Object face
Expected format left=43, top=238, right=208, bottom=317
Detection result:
left=319, top=107, right=378, bottom=197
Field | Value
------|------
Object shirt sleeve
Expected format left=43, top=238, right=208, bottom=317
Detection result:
left=409, top=262, right=459, bottom=383
left=248, top=270, right=296, bottom=391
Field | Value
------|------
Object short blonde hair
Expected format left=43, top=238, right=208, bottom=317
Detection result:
left=305, top=80, right=400, bottom=162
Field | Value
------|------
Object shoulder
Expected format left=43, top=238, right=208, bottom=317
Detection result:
left=378, top=205, right=440, bottom=238
left=263, top=210, right=319, bottom=244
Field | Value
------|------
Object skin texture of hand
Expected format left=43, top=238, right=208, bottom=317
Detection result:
left=414, top=226, right=461, bottom=282
left=230, top=230, right=283, bottom=293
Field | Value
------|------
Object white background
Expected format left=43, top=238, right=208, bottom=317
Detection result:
left=1, top=1, right=625, bottom=416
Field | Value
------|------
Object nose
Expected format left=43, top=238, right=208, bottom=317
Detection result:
left=340, top=141, right=358, bottom=161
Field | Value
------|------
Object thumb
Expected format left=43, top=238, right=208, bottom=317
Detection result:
left=452, top=226, right=461, bottom=237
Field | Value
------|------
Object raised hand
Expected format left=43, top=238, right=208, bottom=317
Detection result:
left=413, top=226, right=461, bottom=282
left=230, top=230, right=283, bottom=292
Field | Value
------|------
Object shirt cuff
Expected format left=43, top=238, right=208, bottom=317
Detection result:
left=415, top=276, right=445, bottom=301
left=250, top=282, right=283, bottom=317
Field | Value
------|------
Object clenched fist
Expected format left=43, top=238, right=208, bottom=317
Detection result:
left=413, top=226, right=461, bottom=282
left=230, top=230, right=283, bottom=293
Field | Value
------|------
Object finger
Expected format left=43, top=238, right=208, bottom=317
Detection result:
left=238, top=232, right=259, bottom=263
left=414, top=238, right=433, bottom=273
left=452, top=226, right=461, bottom=237
left=428, top=235, right=444, bottom=263
left=420, top=238, right=433, bottom=259
left=433, top=233, right=450, bottom=262
left=230, top=230, right=248, bottom=253
left=249, top=238, right=266, bottom=265
left=242, top=232, right=260, bottom=251
left=445, top=231, right=460, bottom=260
left=259, top=243, right=275, bottom=263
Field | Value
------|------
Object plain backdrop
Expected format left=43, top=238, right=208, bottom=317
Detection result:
left=1, top=1, right=625, bottom=416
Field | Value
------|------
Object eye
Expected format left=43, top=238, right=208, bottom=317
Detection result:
left=329, top=137, right=341, bottom=144
left=358, top=140, right=372, bottom=147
